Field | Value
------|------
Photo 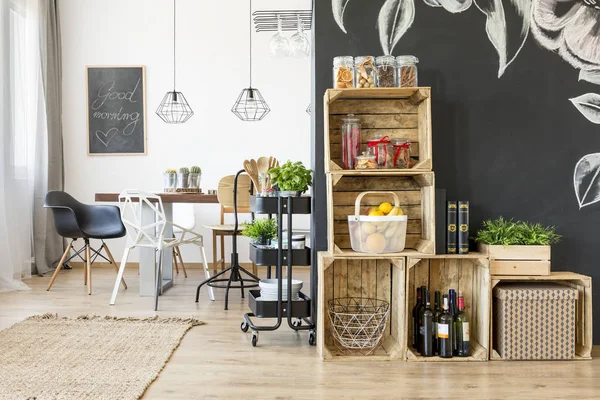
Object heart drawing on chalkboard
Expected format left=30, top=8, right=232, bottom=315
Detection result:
left=95, top=128, right=119, bottom=147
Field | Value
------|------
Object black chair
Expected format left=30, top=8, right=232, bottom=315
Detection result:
left=44, top=191, right=128, bottom=295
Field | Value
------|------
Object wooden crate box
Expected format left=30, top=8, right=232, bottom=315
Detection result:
left=317, top=252, right=405, bottom=361
left=490, top=272, right=592, bottom=360
left=327, top=171, right=435, bottom=255
left=405, top=254, right=490, bottom=362
left=324, top=88, right=432, bottom=172
left=479, top=244, right=551, bottom=276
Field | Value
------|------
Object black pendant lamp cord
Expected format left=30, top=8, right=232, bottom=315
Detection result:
left=249, top=0, right=252, bottom=88
left=173, top=0, right=176, bottom=92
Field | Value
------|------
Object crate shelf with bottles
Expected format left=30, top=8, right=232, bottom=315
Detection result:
left=405, top=254, right=490, bottom=362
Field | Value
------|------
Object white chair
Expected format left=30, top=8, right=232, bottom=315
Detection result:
left=172, top=204, right=196, bottom=278
left=110, top=190, right=214, bottom=310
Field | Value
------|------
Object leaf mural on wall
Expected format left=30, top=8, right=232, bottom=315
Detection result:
left=474, top=0, right=531, bottom=78
left=574, top=153, right=600, bottom=209
left=332, top=0, right=351, bottom=34
left=378, top=0, right=416, bottom=55
left=579, top=70, right=600, bottom=86
left=439, top=0, right=472, bottom=13
left=570, top=93, right=600, bottom=124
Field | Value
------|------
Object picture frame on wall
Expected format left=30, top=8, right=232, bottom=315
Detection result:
left=86, top=65, right=147, bottom=155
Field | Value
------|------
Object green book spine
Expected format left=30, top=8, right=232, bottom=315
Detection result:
left=458, top=201, right=469, bottom=254
left=446, top=201, right=457, bottom=254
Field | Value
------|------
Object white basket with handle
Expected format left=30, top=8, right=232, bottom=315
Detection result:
left=347, top=191, right=408, bottom=254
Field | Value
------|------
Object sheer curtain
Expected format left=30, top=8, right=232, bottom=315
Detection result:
left=0, top=0, right=63, bottom=292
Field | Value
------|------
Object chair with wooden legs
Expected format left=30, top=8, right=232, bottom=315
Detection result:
left=204, top=175, right=257, bottom=275
left=171, top=204, right=196, bottom=278
left=44, top=191, right=127, bottom=294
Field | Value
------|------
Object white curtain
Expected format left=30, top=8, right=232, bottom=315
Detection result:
left=0, top=0, right=54, bottom=292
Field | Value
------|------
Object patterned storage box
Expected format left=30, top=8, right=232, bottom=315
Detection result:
left=493, top=283, right=578, bottom=360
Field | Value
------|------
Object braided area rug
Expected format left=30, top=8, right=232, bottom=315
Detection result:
left=0, top=314, right=204, bottom=400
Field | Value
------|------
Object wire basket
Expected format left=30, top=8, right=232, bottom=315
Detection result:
left=327, top=297, right=390, bottom=355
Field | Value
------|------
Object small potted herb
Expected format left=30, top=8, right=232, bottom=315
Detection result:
left=475, top=217, right=561, bottom=276
left=242, top=218, right=278, bottom=246
left=177, top=167, right=190, bottom=190
left=268, top=161, right=313, bottom=197
left=164, top=168, right=177, bottom=192
left=189, top=166, right=201, bottom=190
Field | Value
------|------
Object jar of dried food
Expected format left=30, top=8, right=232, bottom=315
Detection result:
left=387, top=138, right=412, bottom=168
left=397, top=55, right=419, bottom=87
left=355, top=56, right=377, bottom=88
left=375, top=55, right=397, bottom=87
left=341, top=114, right=361, bottom=169
left=356, top=151, right=378, bottom=169
left=367, top=136, right=392, bottom=168
left=333, top=56, right=355, bottom=89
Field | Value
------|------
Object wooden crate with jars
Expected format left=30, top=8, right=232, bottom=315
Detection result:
left=405, top=254, right=490, bottom=362
left=317, top=252, right=405, bottom=361
left=324, top=88, right=432, bottom=173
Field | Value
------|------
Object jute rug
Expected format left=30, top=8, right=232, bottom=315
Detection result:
left=0, top=314, right=204, bottom=400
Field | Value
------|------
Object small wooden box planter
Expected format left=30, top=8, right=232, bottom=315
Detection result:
left=317, top=252, right=405, bottom=361
left=490, top=272, right=592, bottom=360
left=324, top=88, right=432, bottom=173
left=326, top=171, right=435, bottom=255
left=479, top=244, right=550, bottom=276
left=405, top=254, right=490, bottom=362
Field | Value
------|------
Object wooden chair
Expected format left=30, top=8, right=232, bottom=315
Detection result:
left=205, top=175, right=257, bottom=275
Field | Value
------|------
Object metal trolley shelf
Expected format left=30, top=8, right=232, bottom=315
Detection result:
left=241, top=195, right=316, bottom=347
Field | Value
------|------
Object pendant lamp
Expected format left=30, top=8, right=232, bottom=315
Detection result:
left=232, top=0, right=270, bottom=121
left=156, top=0, right=194, bottom=124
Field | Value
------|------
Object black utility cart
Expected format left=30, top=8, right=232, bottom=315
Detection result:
left=241, top=195, right=316, bottom=347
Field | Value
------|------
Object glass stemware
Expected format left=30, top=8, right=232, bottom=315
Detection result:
left=289, top=15, right=310, bottom=58
left=269, top=15, right=289, bottom=58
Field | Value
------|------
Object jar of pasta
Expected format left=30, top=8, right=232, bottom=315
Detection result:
left=333, top=56, right=355, bottom=88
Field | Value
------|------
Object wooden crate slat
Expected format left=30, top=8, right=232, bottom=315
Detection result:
left=331, top=175, right=421, bottom=191
left=330, top=114, right=418, bottom=129
left=329, top=99, right=420, bottom=114
left=329, top=128, right=419, bottom=143
left=377, top=259, right=392, bottom=337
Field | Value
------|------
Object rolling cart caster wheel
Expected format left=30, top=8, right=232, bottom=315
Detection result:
left=251, top=331, right=259, bottom=347
left=241, top=321, right=249, bottom=332
left=308, top=330, right=316, bottom=346
left=293, top=318, right=302, bottom=327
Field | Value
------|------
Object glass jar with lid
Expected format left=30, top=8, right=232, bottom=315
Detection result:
left=396, top=55, right=419, bottom=87
left=341, top=114, right=361, bottom=169
left=375, top=55, right=397, bottom=87
left=356, top=151, right=378, bottom=169
left=333, top=56, right=355, bottom=89
left=355, top=56, right=376, bottom=88
left=387, top=138, right=412, bottom=168
left=367, top=136, right=392, bottom=168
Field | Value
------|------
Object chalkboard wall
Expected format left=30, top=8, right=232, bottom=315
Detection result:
left=312, top=1, right=600, bottom=342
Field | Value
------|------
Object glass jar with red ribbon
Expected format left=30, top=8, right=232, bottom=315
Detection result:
left=387, top=138, right=412, bottom=169
left=367, top=136, right=392, bottom=168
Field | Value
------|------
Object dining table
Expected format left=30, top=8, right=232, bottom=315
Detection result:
left=95, top=192, right=219, bottom=297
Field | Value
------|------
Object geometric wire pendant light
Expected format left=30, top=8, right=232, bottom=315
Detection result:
left=156, top=0, right=194, bottom=124
left=232, top=0, right=270, bottom=121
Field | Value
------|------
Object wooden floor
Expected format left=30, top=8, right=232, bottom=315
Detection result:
left=1, top=267, right=599, bottom=399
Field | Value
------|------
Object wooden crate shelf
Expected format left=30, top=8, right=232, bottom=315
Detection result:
left=317, top=252, right=405, bottom=361
left=405, top=254, right=490, bottom=362
left=324, top=88, right=432, bottom=173
left=490, top=272, right=592, bottom=360
left=326, top=171, right=435, bottom=255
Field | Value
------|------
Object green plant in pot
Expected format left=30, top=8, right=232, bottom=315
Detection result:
left=474, top=217, right=561, bottom=246
left=268, top=161, right=313, bottom=197
left=164, top=168, right=177, bottom=192
left=189, top=166, right=201, bottom=189
left=242, top=218, right=278, bottom=245
left=177, top=167, right=190, bottom=189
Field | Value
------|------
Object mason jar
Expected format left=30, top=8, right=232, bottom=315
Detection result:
left=333, top=56, right=355, bottom=89
left=375, top=55, right=397, bottom=87
left=341, top=114, right=361, bottom=169
left=367, top=136, right=392, bottom=168
left=355, top=56, right=376, bottom=88
left=387, top=138, right=412, bottom=168
left=397, top=55, right=419, bottom=87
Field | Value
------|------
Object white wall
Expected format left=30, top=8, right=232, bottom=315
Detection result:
left=60, top=0, right=312, bottom=263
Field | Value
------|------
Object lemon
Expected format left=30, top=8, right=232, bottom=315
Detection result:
left=366, top=232, right=387, bottom=253
left=368, top=209, right=385, bottom=217
left=379, top=202, right=393, bottom=214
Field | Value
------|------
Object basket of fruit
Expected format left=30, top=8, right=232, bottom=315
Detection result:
left=347, top=191, right=407, bottom=254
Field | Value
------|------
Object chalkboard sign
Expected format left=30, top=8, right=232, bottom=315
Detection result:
left=86, top=66, right=146, bottom=155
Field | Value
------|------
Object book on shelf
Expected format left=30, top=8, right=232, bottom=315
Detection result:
left=458, top=201, right=469, bottom=254
left=446, top=201, right=457, bottom=254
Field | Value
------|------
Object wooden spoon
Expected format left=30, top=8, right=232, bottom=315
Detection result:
left=243, top=159, right=261, bottom=193
left=257, top=157, right=269, bottom=190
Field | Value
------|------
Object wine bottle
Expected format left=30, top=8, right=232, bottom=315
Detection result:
left=419, top=289, right=434, bottom=357
left=415, top=286, right=426, bottom=351
left=433, top=291, right=441, bottom=355
left=454, top=292, right=470, bottom=357
left=437, top=295, right=453, bottom=358
left=448, top=289, right=457, bottom=355
left=412, top=287, right=422, bottom=349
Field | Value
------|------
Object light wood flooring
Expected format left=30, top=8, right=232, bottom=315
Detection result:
left=0, top=267, right=599, bottom=399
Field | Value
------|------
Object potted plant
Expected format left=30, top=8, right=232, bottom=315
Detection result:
left=164, top=168, right=177, bottom=192
left=177, top=167, right=190, bottom=190
left=268, top=161, right=313, bottom=197
left=475, top=217, right=561, bottom=276
left=189, top=166, right=201, bottom=190
left=242, top=218, right=278, bottom=246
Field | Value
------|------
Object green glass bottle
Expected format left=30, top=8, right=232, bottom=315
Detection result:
left=412, top=287, right=422, bottom=349
left=454, top=292, right=470, bottom=357
left=419, top=289, right=434, bottom=357
left=432, top=291, right=441, bottom=355
left=437, top=294, right=453, bottom=358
